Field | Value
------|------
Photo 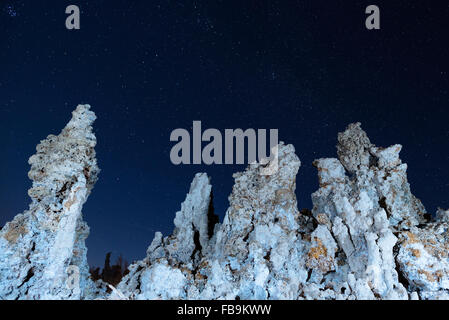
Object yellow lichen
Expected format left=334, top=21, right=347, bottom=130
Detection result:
left=410, top=248, right=421, bottom=258
left=418, top=270, right=437, bottom=282
left=2, top=215, right=28, bottom=244
left=308, top=238, right=328, bottom=260
left=306, top=238, right=334, bottom=272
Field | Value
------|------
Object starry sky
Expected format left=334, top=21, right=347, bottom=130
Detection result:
left=1, top=1, right=448, bottom=267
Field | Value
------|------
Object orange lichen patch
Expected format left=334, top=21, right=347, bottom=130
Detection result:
left=423, top=242, right=449, bottom=259
left=2, top=215, right=28, bottom=244
left=306, top=238, right=334, bottom=272
left=402, top=228, right=449, bottom=260
left=194, top=272, right=208, bottom=281
left=179, top=266, right=193, bottom=275
left=404, top=232, right=419, bottom=245
left=410, top=249, right=421, bottom=258
left=401, top=234, right=449, bottom=262
left=434, top=270, right=443, bottom=279
left=64, top=196, right=77, bottom=210
left=308, top=239, right=328, bottom=260
left=418, top=270, right=438, bottom=283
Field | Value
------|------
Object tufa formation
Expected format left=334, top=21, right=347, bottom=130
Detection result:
left=1, top=106, right=448, bottom=300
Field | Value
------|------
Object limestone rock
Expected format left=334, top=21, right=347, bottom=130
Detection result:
left=2, top=109, right=448, bottom=301
left=309, top=122, right=423, bottom=299
left=0, top=105, right=104, bottom=300
left=116, top=123, right=439, bottom=300
left=117, top=173, right=217, bottom=299
left=201, top=142, right=307, bottom=299
left=396, top=208, right=449, bottom=299
left=117, top=143, right=311, bottom=300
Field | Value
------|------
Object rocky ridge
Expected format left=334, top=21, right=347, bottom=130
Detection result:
left=1, top=106, right=448, bottom=300
left=115, top=123, right=447, bottom=300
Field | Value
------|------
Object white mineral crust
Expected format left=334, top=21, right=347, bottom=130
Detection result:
left=1, top=107, right=448, bottom=300
left=0, top=105, right=105, bottom=300
left=116, top=123, right=446, bottom=300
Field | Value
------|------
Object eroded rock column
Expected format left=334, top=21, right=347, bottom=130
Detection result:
left=0, top=105, right=102, bottom=300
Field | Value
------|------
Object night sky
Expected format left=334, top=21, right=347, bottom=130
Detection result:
left=1, top=1, right=448, bottom=267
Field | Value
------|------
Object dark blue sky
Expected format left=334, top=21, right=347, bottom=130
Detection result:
left=1, top=1, right=448, bottom=267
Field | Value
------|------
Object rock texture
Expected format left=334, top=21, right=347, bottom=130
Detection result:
left=397, top=208, right=449, bottom=300
left=1, top=106, right=448, bottom=300
left=115, top=143, right=307, bottom=300
left=0, top=105, right=105, bottom=299
left=116, top=173, right=217, bottom=300
left=309, top=123, right=419, bottom=299
left=114, top=123, right=447, bottom=300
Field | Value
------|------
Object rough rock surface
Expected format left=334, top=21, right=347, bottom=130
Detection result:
left=114, top=123, right=447, bottom=300
left=0, top=105, right=105, bottom=299
left=309, top=123, right=416, bottom=299
left=2, top=106, right=448, bottom=300
left=396, top=208, right=449, bottom=300
left=116, top=173, right=217, bottom=299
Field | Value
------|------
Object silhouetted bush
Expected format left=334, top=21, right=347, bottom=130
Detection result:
left=89, top=252, right=129, bottom=286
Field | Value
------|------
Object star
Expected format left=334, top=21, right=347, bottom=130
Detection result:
left=5, top=5, right=17, bottom=17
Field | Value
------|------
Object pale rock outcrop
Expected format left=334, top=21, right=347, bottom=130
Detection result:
left=396, top=208, right=449, bottom=299
left=116, top=143, right=311, bottom=300
left=334, top=123, right=426, bottom=229
left=115, top=123, right=444, bottom=300
left=310, top=123, right=416, bottom=299
left=0, top=105, right=105, bottom=299
left=199, top=142, right=308, bottom=300
left=116, top=173, right=217, bottom=299
left=2, top=107, right=448, bottom=300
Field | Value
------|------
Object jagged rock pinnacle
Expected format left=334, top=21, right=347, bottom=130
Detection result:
left=0, top=104, right=104, bottom=300
left=115, top=124, right=445, bottom=300
left=2, top=112, right=448, bottom=300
